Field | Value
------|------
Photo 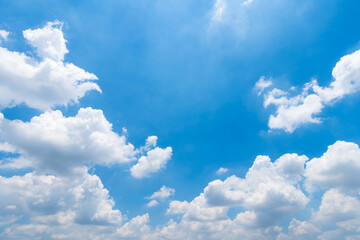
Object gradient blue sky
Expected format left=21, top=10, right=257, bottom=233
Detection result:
left=1, top=0, right=360, bottom=239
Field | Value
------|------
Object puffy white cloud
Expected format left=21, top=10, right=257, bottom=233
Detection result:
left=259, top=49, right=360, bottom=132
left=305, top=141, right=360, bottom=192
left=203, top=154, right=309, bottom=226
left=314, top=49, right=360, bottom=103
left=277, top=219, right=320, bottom=240
left=268, top=93, right=323, bottom=133
left=23, top=21, right=68, bottom=62
left=216, top=167, right=229, bottom=175
left=167, top=194, right=229, bottom=221
left=0, top=21, right=100, bottom=110
left=145, top=186, right=174, bottom=207
left=147, top=186, right=175, bottom=200
left=115, top=214, right=151, bottom=239
left=130, top=146, right=172, bottom=179
left=0, top=21, right=175, bottom=240
left=313, top=189, right=360, bottom=223
left=0, top=108, right=137, bottom=175
left=0, top=171, right=122, bottom=226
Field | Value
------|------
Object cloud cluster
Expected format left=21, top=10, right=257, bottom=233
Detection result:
left=0, top=21, right=173, bottom=239
left=145, top=186, right=175, bottom=207
left=257, top=48, right=360, bottom=132
left=130, top=146, right=172, bottom=179
left=0, top=21, right=100, bottom=110
left=0, top=108, right=137, bottom=175
left=157, top=141, right=360, bottom=240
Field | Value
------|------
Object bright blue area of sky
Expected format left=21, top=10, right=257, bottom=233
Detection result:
left=1, top=0, right=360, bottom=226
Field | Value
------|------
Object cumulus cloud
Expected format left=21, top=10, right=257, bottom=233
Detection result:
left=0, top=170, right=122, bottom=227
left=258, top=49, right=360, bottom=132
left=277, top=219, right=320, bottom=240
left=203, top=154, right=309, bottom=226
left=305, top=141, right=360, bottom=192
left=0, top=21, right=100, bottom=110
left=23, top=21, right=68, bottom=62
left=130, top=146, right=172, bottom=179
left=313, top=188, right=360, bottom=223
left=147, top=186, right=175, bottom=200
left=145, top=186, right=174, bottom=207
left=167, top=194, right=229, bottom=221
left=0, top=108, right=137, bottom=175
left=2, top=140, right=359, bottom=239
left=115, top=214, right=151, bottom=239
left=161, top=141, right=360, bottom=239
left=0, top=21, right=174, bottom=240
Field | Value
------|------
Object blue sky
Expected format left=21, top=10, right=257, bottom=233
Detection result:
left=1, top=0, right=360, bottom=239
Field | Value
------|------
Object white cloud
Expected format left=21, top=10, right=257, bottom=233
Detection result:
left=0, top=30, right=9, bottom=42
left=255, top=76, right=272, bottom=95
left=277, top=219, right=320, bottom=240
left=146, top=200, right=159, bottom=208
left=203, top=154, right=309, bottom=226
left=115, top=214, right=151, bottom=239
left=0, top=21, right=100, bottom=110
left=23, top=21, right=68, bottom=62
left=259, top=49, right=360, bottom=132
left=305, top=141, right=360, bottom=192
left=216, top=167, right=229, bottom=175
left=0, top=108, right=137, bottom=175
left=0, top=142, right=16, bottom=153
left=167, top=195, right=229, bottom=221
left=313, top=189, right=360, bottom=223
left=0, top=21, right=175, bottom=240
left=0, top=170, right=122, bottom=226
left=1, top=141, right=358, bottom=239
left=314, top=49, right=360, bottom=103
left=147, top=186, right=175, bottom=200
left=130, top=146, right=172, bottom=179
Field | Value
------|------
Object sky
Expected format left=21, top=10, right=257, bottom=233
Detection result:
left=0, top=0, right=360, bottom=239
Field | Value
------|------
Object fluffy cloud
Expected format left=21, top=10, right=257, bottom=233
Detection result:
left=0, top=21, right=100, bottom=110
left=23, top=21, right=68, bottom=62
left=0, top=170, right=122, bottom=226
left=0, top=108, right=137, bottom=175
left=167, top=194, right=229, bottom=221
left=145, top=186, right=174, bottom=207
left=313, top=189, right=360, bottom=223
left=161, top=141, right=360, bottom=239
left=115, top=214, right=151, bottom=239
left=305, top=141, right=360, bottom=192
left=314, top=49, right=360, bottom=103
left=277, top=219, right=320, bottom=240
left=2, top=140, right=359, bottom=239
left=0, top=21, right=176, bottom=240
left=147, top=186, right=175, bottom=200
left=130, top=146, right=172, bottom=178
left=258, top=49, right=360, bottom=132
left=203, top=154, right=309, bottom=226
